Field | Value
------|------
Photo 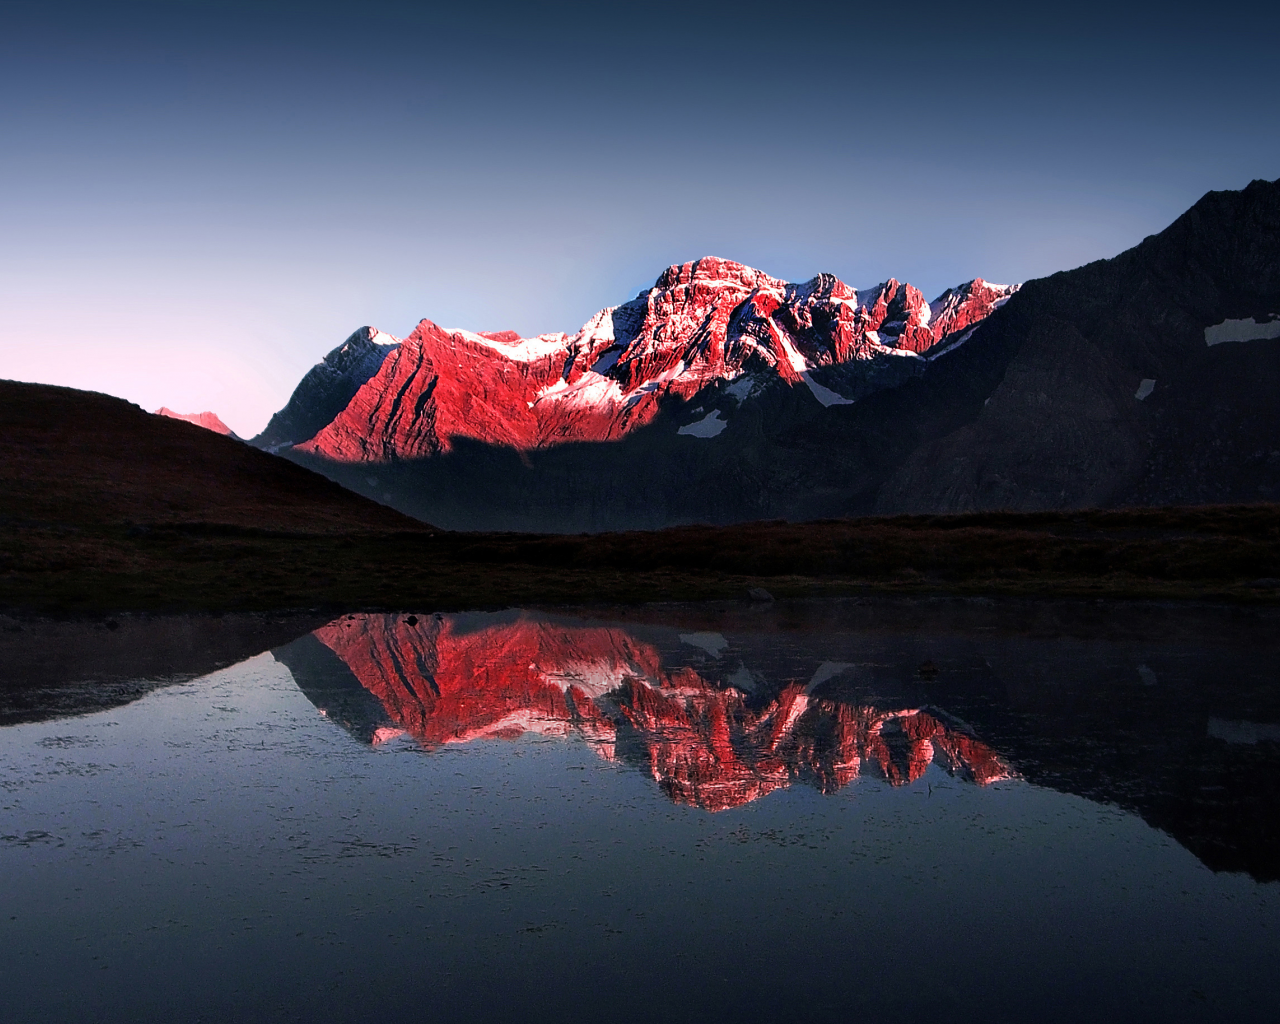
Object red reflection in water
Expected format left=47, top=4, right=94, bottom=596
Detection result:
left=313, top=614, right=1009, bottom=811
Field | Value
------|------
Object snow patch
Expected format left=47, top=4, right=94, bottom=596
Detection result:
left=728, top=664, right=764, bottom=693
left=913, top=293, right=931, bottom=327
left=1135, top=379, right=1156, bottom=401
left=538, top=659, right=634, bottom=699
left=536, top=372, right=626, bottom=411
left=678, top=410, right=728, bottom=437
left=1205, top=316, right=1280, bottom=346
left=577, top=307, right=616, bottom=346
left=775, top=331, right=810, bottom=374
left=804, top=661, right=853, bottom=695
left=679, top=632, right=728, bottom=657
left=449, top=328, right=569, bottom=361
left=725, top=373, right=761, bottom=403
left=799, top=372, right=853, bottom=407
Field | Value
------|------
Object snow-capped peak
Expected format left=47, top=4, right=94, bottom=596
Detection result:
left=287, top=257, right=1020, bottom=463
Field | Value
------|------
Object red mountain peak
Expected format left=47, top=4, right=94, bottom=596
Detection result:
left=292, top=259, right=1018, bottom=463
left=154, top=407, right=235, bottom=436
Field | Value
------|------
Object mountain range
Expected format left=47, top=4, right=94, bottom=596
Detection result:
left=272, top=606, right=1280, bottom=880
left=276, top=611, right=1008, bottom=812
left=241, top=177, right=1280, bottom=532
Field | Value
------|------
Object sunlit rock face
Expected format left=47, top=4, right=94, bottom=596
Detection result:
left=289, top=259, right=1016, bottom=462
left=252, top=327, right=400, bottom=451
left=307, top=613, right=1009, bottom=811
left=154, top=407, right=235, bottom=437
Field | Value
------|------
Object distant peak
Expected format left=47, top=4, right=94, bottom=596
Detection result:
left=355, top=327, right=400, bottom=347
left=154, top=408, right=235, bottom=437
left=652, top=257, right=782, bottom=292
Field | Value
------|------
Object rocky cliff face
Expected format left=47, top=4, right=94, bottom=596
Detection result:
left=255, top=178, right=1279, bottom=529
left=876, top=178, right=1280, bottom=513
left=288, top=258, right=1013, bottom=462
left=283, top=612, right=1007, bottom=811
left=254, top=259, right=1013, bottom=528
left=252, top=327, right=400, bottom=451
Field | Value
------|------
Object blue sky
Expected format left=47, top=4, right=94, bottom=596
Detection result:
left=2, top=0, right=1277, bottom=435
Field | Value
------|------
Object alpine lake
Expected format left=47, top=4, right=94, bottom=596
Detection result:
left=2, top=598, right=1278, bottom=1024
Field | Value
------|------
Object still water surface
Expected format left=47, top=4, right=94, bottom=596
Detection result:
left=1, top=601, right=1278, bottom=1023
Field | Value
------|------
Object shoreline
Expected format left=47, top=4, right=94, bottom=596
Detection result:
left=3, top=506, right=1279, bottom=616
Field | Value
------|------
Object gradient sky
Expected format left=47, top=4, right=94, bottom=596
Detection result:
left=2, top=0, right=1278, bottom=436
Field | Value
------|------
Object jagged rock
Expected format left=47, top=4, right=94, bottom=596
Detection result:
left=252, top=327, right=400, bottom=451
left=255, top=259, right=1011, bottom=529
left=289, top=259, right=1012, bottom=463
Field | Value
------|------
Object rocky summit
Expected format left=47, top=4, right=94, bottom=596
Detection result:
left=256, top=178, right=1280, bottom=531
left=256, top=260, right=1015, bottom=529
left=266, top=260, right=1013, bottom=461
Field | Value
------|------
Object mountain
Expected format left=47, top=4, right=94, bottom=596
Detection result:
left=289, top=264, right=1014, bottom=461
left=274, top=605, right=1280, bottom=880
left=155, top=407, right=236, bottom=437
left=253, top=327, right=400, bottom=451
left=276, top=611, right=1008, bottom=812
left=258, top=262, right=1014, bottom=529
left=0, top=379, right=423, bottom=534
left=876, top=177, right=1280, bottom=512
left=259, top=178, right=1280, bottom=530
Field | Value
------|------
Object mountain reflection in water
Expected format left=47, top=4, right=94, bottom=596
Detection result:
left=4, top=601, right=1280, bottom=1024
left=277, top=612, right=1009, bottom=811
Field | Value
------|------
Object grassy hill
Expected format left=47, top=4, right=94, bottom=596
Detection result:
left=0, top=380, right=424, bottom=534
left=1, top=380, right=1277, bottom=614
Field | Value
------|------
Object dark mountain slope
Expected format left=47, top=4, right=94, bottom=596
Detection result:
left=0, top=380, right=424, bottom=534
left=275, top=180, right=1280, bottom=531
left=878, top=177, right=1280, bottom=512
left=252, top=327, right=400, bottom=451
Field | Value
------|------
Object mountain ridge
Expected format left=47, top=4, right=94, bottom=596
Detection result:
left=249, top=177, right=1280, bottom=531
left=255, top=259, right=1014, bottom=461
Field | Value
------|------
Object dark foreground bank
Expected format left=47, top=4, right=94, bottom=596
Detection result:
left=1, top=503, right=1279, bottom=614
left=3, top=378, right=1278, bottom=614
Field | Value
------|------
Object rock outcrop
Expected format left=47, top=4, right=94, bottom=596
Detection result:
left=252, top=327, right=400, bottom=451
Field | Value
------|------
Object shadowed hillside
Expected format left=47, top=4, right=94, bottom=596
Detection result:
left=0, top=380, right=424, bottom=534
left=1, top=379, right=1278, bottom=614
